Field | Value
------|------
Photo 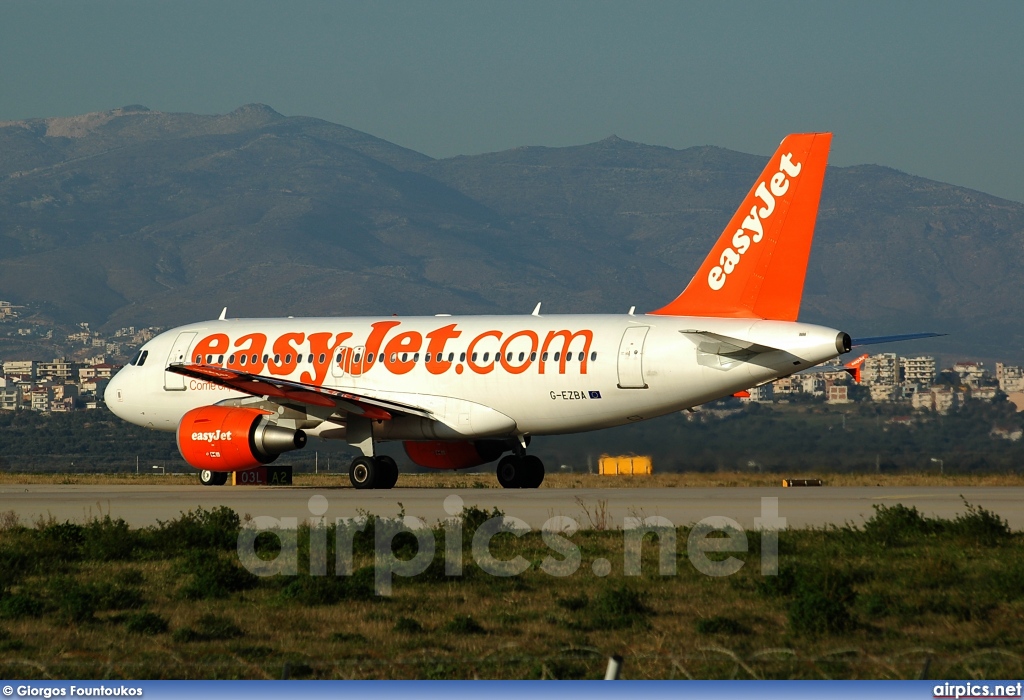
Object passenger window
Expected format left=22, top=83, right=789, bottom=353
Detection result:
left=578, top=352, right=584, bottom=361
left=425, top=353, right=431, bottom=363
left=336, top=353, right=342, bottom=363
left=448, top=352, right=455, bottom=362
left=542, top=352, right=548, bottom=361
left=413, top=353, right=419, bottom=362
left=308, top=354, right=313, bottom=363
left=195, top=354, right=201, bottom=364
left=368, top=354, right=375, bottom=364
left=217, top=355, right=224, bottom=365
left=591, top=351, right=597, bottom=361
left=471, top=352, right=477, bottom=362
left=263, top=354, right=269, bottom=363
left=483, top=352, right=489, bottom=362
left=460, top=352, right=466, bottom=362
left=240, top=355, right=247, bottom=366
left=517, top=352, right=524, bottom=362
left=530, top=352, right=537, bottom=361
left=401, top=353, right=408, bottom=362
left=354, top=353, right=362, bottom=363
left=318, top=353, right=326, bottom=364
left=554, top=352, right=560, bottom=362
left=285, top=354, right=292, bottom=364
left=206, top=355, right=213, bottom=364
left=390, top=353, right=397, bottom=363
left=274, top=354, right=281, bottom=364
left=252, top=354, right=259, bottom=364
left=229, top=354, right=235, bottom=364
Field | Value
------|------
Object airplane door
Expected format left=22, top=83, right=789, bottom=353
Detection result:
left=164, top=332, right=197, bottom=391
left=331, top=346, right=351, bottom=381
left=617, top=326, right=649, bottom=389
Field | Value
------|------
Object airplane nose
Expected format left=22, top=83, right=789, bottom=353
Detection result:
left=104, top=368, right=129, bottom=421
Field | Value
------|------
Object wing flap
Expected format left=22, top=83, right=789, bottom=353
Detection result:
left=167, top=364, right=433, bottom=420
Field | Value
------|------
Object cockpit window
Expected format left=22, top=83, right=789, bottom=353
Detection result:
left=129, top=351, right=143, bottom=366
left=137, top=350, right=148, bottom=366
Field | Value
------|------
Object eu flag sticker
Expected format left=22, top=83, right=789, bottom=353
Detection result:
left=589, top=390, right=602, bottom=399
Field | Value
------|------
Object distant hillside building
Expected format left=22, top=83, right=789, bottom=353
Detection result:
left=742, top=383, right=774, bottom=403
left=912, top=386, right=961, bottom=414
left=901, top=356, right=936, bottom=388
left=827, top=384, right=851, bottom=404
left=0, top=386, right=19, bottom=411
left=863, top=353, right=899, bottom=386
left=3, top=360, right=36, bottom=380
left=996, top=363, right=1024, bottom=393
left=952, top=360, right=988, bottom=388
left=869, top=384, right=899, bottom=402
left=38, top=358, right=73, bottom=381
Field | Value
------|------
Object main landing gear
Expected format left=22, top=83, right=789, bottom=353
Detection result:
left=199, top=469, right=228, bottom=486
left=496, top=454, right=545, bottom=489
left=349, top=455, right=400, bottom=490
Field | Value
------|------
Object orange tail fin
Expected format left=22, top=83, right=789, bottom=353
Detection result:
left=650, top=132, right=832, bottom=320
left=843, top=353, right=869, bottom=384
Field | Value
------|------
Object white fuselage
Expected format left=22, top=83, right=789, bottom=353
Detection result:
left=106, top=313, right=844, bottom=442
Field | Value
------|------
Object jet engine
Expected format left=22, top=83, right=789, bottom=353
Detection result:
left=177, top=406, right=307, bottom=472
left=403, top=440, right=508, bottom=470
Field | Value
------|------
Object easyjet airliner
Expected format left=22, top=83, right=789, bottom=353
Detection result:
left=105, top=133, right=935, bottom=489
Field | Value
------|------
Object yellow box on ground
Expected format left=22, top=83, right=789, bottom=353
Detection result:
left=598, top=455, right=653, bottom=475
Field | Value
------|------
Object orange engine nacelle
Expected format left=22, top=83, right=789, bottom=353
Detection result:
left=177, top=406, right=307, bottom=472
left=403, top=440, right=507, bottom=470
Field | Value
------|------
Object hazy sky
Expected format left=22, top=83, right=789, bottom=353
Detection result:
left=3, top=1, right=1023, bottom=202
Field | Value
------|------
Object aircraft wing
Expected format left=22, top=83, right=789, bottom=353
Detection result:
left=851, top=332, right=945, bottom=346
left=166, top=364, right=433, bottom=421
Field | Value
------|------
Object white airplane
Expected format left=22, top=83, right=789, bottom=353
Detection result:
left=105, top=133, right=935, bottom=489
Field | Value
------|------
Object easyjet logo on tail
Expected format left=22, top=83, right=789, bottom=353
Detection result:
left=708, top=152, right=803, bottom=291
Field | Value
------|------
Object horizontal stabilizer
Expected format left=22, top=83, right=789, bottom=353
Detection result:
left=852, top=333, right=945, bottom=347
left=680, top=330, right=783, bottom=356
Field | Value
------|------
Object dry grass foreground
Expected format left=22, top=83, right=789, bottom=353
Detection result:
left=1, top=502, right=1023, bottom=679
left=3, top=471, right=1024, bottom=488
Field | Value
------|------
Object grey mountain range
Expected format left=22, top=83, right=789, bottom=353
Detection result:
left=1, top=104, right=1021, bottom=362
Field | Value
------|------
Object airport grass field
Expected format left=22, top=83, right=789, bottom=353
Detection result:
left=1, top=502, right=1023, bottom=679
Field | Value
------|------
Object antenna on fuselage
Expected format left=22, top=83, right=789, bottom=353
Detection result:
left=628, top=306, right=635, bottom=316
left=532, top=303, right=542, bottom=316
left=218, top=307, right=227, bottom=321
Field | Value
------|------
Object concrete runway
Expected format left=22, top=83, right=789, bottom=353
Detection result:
left=2, top=484, right=1022, bottom=530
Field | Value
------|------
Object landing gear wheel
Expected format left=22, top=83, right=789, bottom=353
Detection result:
left=497, top=455, right=524, bottom=488
left=199, top=470, right=228, bottom=486
left=349, top=457, right=377, bottom=490
left=376, top=455, right=399, bottom=489
left=521, top=455, right=545, bottom=489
